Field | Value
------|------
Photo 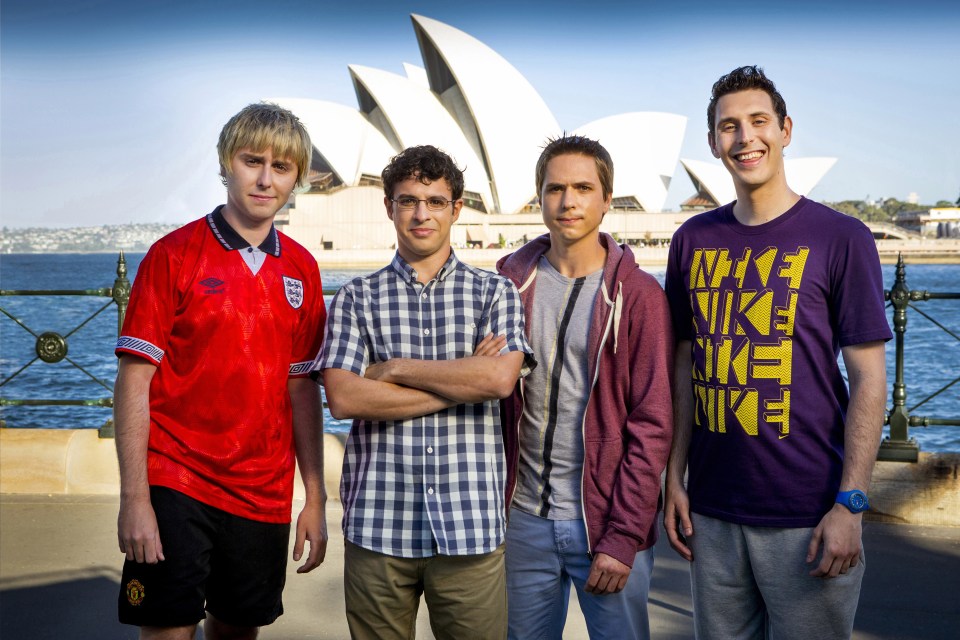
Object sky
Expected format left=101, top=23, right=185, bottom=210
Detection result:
left=1, top=0, right=958, bottom=229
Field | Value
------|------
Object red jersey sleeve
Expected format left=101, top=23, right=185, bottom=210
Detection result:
left=115, top=238, right=179, bottom=366
left=288, top=250, right=326, bottom=378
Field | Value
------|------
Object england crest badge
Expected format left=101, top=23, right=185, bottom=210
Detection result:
left=283, top=276, right=304, bottom=309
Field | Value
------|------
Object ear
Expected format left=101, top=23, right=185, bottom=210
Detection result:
left=781, top=115, right=793, bottom=149
left=708, top=132, right=720, bottom=158
left=451, top=199, right=462, bottom=224
left=384, top=196, right=394, bottom=221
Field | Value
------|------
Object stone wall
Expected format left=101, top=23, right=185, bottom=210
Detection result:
left=2, top=429, right=956, bottom=526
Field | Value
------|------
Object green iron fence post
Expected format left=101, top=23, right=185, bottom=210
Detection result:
left=879, top=254, right=960, bottom=461
left=880, top=254, right=920, bottom=461
left=112, top=250, right=131, bottom=336
left=99, top=251, right=130, bottom=438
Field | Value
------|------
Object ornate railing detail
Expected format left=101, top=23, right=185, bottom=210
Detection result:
left=880, top=254, right=960, bottom=461
left=0, top=252, right=130, bottom=437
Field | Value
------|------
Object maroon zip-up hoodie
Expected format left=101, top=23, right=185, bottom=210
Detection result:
left=497, top=233, right=674, bottom=567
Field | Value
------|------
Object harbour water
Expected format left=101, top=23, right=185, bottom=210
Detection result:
left=1, top=253, right=957, bottom=452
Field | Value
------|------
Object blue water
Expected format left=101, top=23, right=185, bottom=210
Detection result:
left=1, top=253, right=958, bottom=452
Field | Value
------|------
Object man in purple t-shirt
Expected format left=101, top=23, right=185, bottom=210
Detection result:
left=664, top=66, right=892, bottom=639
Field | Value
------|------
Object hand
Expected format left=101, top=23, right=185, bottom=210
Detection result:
left=118, top=496, right=164, bottom=564
left=584, top=552, right=631, bottom=594
left=473, top=333, right=507, bottom=357
left=293, top=500, right=328, bottom=574
left=364, top=360, right=393, bottom=383
left=807, top=504, right=863, bottom=578
left=664, top=478, right=694, bottom=561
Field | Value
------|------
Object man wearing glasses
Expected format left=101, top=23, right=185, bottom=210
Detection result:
left=317, top=145, right=533, bottom=639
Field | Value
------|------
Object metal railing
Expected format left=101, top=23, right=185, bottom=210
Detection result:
left=2, top=251, right=957, bottom=460
left=1, top=252, right=340, bottom=437
left=0, top=252, right=131, bottom=437
left=880, top=254, right=960, bottom=461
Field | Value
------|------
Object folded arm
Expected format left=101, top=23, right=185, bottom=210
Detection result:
left=323, top=368, right=455, bottom=421
left=323, top=334, right=515, bottom=420
left=364, top=338, right=523, bottom=403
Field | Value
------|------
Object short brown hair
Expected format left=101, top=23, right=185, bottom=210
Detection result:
left=535, top=135, right=614, bottom=199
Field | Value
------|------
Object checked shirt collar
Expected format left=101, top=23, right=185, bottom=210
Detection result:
left=388, top=251, right=457, bottom=285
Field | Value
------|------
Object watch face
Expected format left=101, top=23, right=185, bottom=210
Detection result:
left=850, top=493, right=866, bottom=510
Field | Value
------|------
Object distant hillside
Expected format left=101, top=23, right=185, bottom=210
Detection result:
left=1, top=223, right=181, bottom=254
left=824, top=198, right=956, bottom=223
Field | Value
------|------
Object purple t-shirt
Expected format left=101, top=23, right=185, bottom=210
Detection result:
left=665, top=197, right=892, bottom=527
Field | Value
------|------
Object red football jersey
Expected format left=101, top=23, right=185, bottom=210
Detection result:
left=117, top=208, right=326, bottom=523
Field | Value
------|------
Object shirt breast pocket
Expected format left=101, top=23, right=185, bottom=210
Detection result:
left=441, top=307, right=485, bottom=360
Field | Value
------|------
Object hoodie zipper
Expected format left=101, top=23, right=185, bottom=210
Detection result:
left=579, top=278, right=617, bottom=556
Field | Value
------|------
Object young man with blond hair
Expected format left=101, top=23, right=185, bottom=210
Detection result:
left=664, top=66, right=891, bottom=638
left=115, top=102, right=327, bottom=640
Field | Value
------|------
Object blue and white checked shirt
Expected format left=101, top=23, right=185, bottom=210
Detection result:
left=317, top=252, right=533, bottom=557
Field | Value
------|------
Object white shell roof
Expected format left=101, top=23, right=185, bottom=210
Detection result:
left=268, top=97, right=396, bottom=186
left=575, top=112, right=687, bottom=212
left=402, top=63, right=429, bottom=88
left=412, top=14, right=561, bottom=213
left=680, top=158, right=737, bottom=205
left=348, top=64, right=494, bottom=208
left=782, top=157, right=838, bottom=197
left=681, top=157, right=838, bottom=206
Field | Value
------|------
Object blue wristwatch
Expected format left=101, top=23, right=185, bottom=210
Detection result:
left=836, top=489, right=870, bottom=513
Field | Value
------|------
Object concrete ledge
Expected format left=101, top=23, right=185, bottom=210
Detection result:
left=1, top=429, right=347, bottom=501
left=0, top=429, right=75, bottom=494
left=866, top=452, right=960, bottom=526
left=2, top=430, right=957, bottom=527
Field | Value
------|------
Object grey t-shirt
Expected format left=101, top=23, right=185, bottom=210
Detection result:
left=513, top=256, right=602, bottom=520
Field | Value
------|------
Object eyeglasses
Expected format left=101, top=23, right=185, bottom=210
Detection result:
left=391, top=196, right=454, bottom=211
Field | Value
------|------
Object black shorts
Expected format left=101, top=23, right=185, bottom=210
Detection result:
left=118, top=486, right=291, bottom=628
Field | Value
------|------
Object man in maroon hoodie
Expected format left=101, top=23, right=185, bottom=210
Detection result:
left=497, top=135, right=674, bottom=639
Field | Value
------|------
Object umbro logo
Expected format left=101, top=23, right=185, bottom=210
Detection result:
left=200, top=277, right=225, bottom=294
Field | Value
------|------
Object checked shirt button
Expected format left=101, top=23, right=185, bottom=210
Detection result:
left=424, top=329, right=430, bottom=335
left=427, top=446, right=434, bottom=453
left=427, top=487, right=435, bottom=495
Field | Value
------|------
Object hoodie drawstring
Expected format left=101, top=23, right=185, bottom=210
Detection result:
left=600, top=280, right=623, bottom=354
left=518, top=265, right=538, bottom=294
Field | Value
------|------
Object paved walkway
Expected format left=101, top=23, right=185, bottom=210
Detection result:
left=1, top=494, right=958, bottom=639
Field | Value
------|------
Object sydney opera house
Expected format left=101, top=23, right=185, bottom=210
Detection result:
left=276, top=14, right=836, bottom=252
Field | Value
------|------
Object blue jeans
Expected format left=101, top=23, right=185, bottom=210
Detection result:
left=505, top=507, right=654, bottom=640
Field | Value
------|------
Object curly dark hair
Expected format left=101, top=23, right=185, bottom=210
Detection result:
left=535, top=135, right=614, bottom=199
left=707, top=66, right=787, bottom=133
left=381, top=145, right=465, bottom=200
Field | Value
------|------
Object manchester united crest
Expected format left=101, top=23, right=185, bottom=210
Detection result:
left=126, top=579, right=146, bottom=606
left=283, top=276, right=304, bottom=309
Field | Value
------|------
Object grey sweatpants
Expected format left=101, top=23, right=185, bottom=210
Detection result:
left=688, top=513, right=864, bottom=640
